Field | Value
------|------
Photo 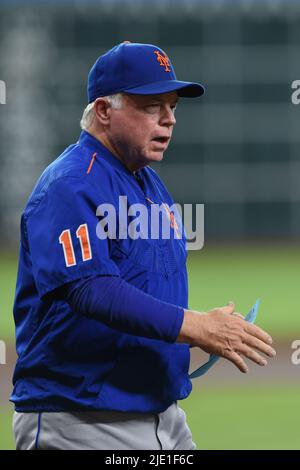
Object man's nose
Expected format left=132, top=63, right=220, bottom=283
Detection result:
left=160, top=106, right=176, bottom=127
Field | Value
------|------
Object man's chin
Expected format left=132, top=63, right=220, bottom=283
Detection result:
left=147, top=151, right=164, bottom=163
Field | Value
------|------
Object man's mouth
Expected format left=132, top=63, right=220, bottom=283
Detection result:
left=151, top=136, right=170, bottom=144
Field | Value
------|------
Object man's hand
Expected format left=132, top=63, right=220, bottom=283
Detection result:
left=177, top=302, right=276, bottom=373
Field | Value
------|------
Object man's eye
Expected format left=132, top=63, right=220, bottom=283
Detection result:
left=145, top=104, right=160, bottom=113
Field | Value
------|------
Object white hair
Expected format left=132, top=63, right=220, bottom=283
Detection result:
left=80, top=93, right=123, bottom=130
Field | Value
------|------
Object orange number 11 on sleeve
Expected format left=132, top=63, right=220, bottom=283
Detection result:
left=59, top=224, right=92, bottom=267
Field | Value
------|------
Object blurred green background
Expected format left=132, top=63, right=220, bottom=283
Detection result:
left=1, top=247, right=299, bottom=450
left=1, top=0, right=300, bottom=451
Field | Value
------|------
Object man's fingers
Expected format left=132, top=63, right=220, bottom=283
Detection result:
left=224, top=351, right=248, bottom=373
left=225, top=344, right=271, bottom=372
left=232, top=312, right=244, bottom=320
left=245, top=322, right=273, bottom=345
left=220, top=301, right=235, bottom=315
left=238, top=344, right=268, bottom=367
left=243, top=334, right=276, bottom=358
left=220, top=303, right=244, bottom=319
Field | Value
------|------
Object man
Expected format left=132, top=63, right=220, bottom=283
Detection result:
left=11, top=42, right=276, bottom=450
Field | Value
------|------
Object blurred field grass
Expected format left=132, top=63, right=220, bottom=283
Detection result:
left=0, top=408, right=14, bottom=450
left=0, top=252, right=18, bottom=340
left=1, top=244, right=300, bottom=340
left=181, top=384, right=300, bottom=450
left=1, top=385, right=300, bottom=450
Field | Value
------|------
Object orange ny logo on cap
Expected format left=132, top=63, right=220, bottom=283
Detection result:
left=154, top=50, right=171, bottom=72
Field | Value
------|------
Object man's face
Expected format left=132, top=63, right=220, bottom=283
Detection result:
left=108, top=91, right=178, bottom=171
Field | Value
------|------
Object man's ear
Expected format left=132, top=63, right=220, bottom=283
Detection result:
left=94, top=98, right=111, bottom=126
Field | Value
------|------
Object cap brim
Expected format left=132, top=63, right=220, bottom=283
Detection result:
left=123, top=80, right=205, bottom=98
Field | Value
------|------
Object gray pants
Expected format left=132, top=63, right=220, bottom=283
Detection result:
left=13, top=402, right=196, bottom=450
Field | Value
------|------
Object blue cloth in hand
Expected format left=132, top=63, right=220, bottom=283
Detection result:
left=189, top=299, right=260, bottom=379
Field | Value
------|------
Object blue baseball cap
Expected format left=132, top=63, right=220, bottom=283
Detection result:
left=87, top=42, right=205, bottom=103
